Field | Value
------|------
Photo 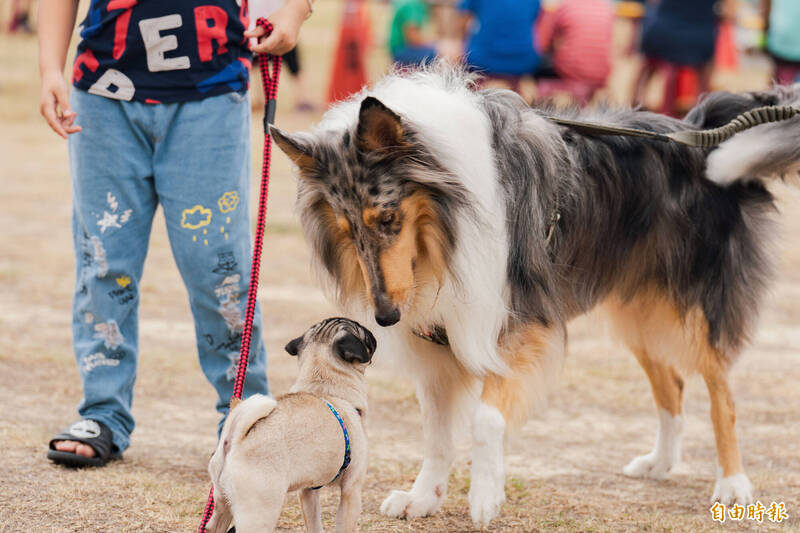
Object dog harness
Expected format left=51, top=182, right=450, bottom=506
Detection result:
left=311, top=400, right=352, bottom=490
left=411, top=324, right=449, bottom=346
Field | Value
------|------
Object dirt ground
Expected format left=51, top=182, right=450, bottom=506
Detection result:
left=2, top=3, right=800, bottom=532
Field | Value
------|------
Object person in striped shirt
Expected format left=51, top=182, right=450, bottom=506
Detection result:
left=535, top=0, right=614, bottom=104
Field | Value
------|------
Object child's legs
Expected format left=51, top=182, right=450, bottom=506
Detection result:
left=69, top=89, right=159, bottom=453
left=151, top=91, right=269, bottom=429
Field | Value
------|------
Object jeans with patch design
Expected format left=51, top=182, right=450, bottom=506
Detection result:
left=68, top=88, right=269, bottom=453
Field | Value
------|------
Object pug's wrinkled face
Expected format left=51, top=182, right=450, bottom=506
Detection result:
left=284, top=317, right=377, bottom=369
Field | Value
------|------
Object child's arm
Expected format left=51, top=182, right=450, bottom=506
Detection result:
left=245, top=0, right=312, bottom=55
left=38, top=0, right=81, bottom=139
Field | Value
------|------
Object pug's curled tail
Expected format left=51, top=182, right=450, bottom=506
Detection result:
left=222, top=394, right=277, bottom=452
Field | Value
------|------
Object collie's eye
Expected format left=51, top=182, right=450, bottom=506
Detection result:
left=379, top=212, right=396, bottom=230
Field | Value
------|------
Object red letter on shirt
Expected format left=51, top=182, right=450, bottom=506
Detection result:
left=72, top=49, right=99, bottom=82
left=108, top=0, right=138, bottom=60
left=194, top=5, right=228, bottom=62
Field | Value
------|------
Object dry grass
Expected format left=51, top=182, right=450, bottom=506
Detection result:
left=1, top=3, right=799, bottom=532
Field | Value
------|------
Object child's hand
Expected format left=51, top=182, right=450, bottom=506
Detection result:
left=245, top=0, right=311, bottom=56
left=40, top=70, right=81, bottom=139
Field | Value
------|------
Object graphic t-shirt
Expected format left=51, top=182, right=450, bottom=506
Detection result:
left=72, top=0, right=252, bottom=103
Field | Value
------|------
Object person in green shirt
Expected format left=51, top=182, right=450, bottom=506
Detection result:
left=764, top=0, right=800, bottom=84
left=388, top=0, right=438, bottom=66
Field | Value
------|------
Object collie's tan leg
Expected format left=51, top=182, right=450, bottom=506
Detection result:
left=623, top=349, right=685, bottom=479
left=702, top=358, right=753, bottom=505
left=470, top=323, right=566, bottom=528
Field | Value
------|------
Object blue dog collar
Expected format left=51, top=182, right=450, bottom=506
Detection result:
left=311, top=399, right=351, bottom=490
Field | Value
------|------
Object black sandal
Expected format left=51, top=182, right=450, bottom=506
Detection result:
left=47, top=419, right=120, bottom=467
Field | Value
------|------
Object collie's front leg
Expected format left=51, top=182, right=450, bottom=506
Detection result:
left=470, top=323, right=566, bottom=527
left=469, top=400, right=507, bottom=527
left=380, top=353, right=470, bottom=519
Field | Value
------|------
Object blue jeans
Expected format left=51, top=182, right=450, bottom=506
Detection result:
left=68, top=89, right=269, bottom=453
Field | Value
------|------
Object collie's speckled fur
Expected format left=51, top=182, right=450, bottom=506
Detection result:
left=271, top=65, right=800, bottom=527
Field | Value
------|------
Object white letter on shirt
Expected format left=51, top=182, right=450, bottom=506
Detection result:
left=138, top=14, right=191, bottom=72
left=88, top=68, right=135, bottom=100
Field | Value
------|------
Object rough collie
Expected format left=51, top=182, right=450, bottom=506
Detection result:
left=271, top=66, right=800, bottom=527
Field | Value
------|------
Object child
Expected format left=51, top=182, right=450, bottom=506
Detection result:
left=388, top=0, right=437, bottom=66
left=763, top=0, right=800, bottom=85
left=536, top=0, right=614, bottom=104
left=458, top=0, right=541, bottom=92
left=40, top=0, right=312, bottom=467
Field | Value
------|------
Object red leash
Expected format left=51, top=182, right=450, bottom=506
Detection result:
left=197, top=18, right=281, bottom=533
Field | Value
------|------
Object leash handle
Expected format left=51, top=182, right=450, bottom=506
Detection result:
left=198, top=18, right=281, bottom=533
left=667, top=104, right=800, bottom=147
left=256, top=18, right=282, bottom=135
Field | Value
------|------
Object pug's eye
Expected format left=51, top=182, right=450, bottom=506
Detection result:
left=379, top=212, right=396, bottom=232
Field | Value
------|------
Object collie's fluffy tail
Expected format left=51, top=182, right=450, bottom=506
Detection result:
left=685, top=85, right=800, bottom=184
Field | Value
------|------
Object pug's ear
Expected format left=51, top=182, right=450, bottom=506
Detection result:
left=270, top=126, right=314, bottom=171
left=356, top=96, right=405, bottom=152
left=334, top=332, right=375, bottom=364
left=284, top=335, right=304, bottom=356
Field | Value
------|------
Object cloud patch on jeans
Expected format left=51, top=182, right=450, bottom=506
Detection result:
left=180, top=205, right=213, bottom=229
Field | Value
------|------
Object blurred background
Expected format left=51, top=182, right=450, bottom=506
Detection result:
left=2, top=1, right=800, bottom=531
left=3, top=0, right=795, bottom=118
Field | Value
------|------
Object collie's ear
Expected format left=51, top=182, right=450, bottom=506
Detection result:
left=284, top=335, right=304, bottom=356
left=270, top=126, right=314, bottom=171
left=357, top=96, right=405, bottom=152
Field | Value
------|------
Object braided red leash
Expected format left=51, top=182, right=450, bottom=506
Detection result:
left=197, top=18, right=281, bottom=533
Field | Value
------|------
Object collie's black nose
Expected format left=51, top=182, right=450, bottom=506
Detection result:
left=375, top=308, right=401, bottom=327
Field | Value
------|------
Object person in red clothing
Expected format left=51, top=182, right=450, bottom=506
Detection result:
left=535, top=0, right=614, bottom=105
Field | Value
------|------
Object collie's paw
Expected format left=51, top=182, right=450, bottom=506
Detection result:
left=712, top=473, right=753, bottom=506
left=623, top=452, right=676, bottom=479
left=380, top=488, right=444, bottom=519
left=468, top=480, right=505, bottom=528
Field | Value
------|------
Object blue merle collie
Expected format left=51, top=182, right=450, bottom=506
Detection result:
left=271, top=66, right=800, bottom=527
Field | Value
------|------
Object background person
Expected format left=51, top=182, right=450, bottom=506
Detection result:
left=535, top=0, right=615, bottom=105
left=457, top=0, right=541, bottom=93
left=388, top=0, right=438, bottom=66
left=8, top=0, right=33, bottom=33
left=763, top=0, right=800, bottom=85
left=633, top=0, right=737, bottom=115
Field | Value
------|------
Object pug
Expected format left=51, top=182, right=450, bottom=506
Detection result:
left=206, top=317, right=376, bottom=533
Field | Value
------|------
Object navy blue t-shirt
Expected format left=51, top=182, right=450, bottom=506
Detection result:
left=640, top=0, right=718, bottom=67
left=72, top=0, right=252, bottom=103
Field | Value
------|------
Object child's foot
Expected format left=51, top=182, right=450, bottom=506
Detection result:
left=48, top=419, right=119, bottom=467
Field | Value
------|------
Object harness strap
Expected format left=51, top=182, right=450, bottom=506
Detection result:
left=411, top=324, right=449, bottom=346
left=311, top=399, right=352, bottom=489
